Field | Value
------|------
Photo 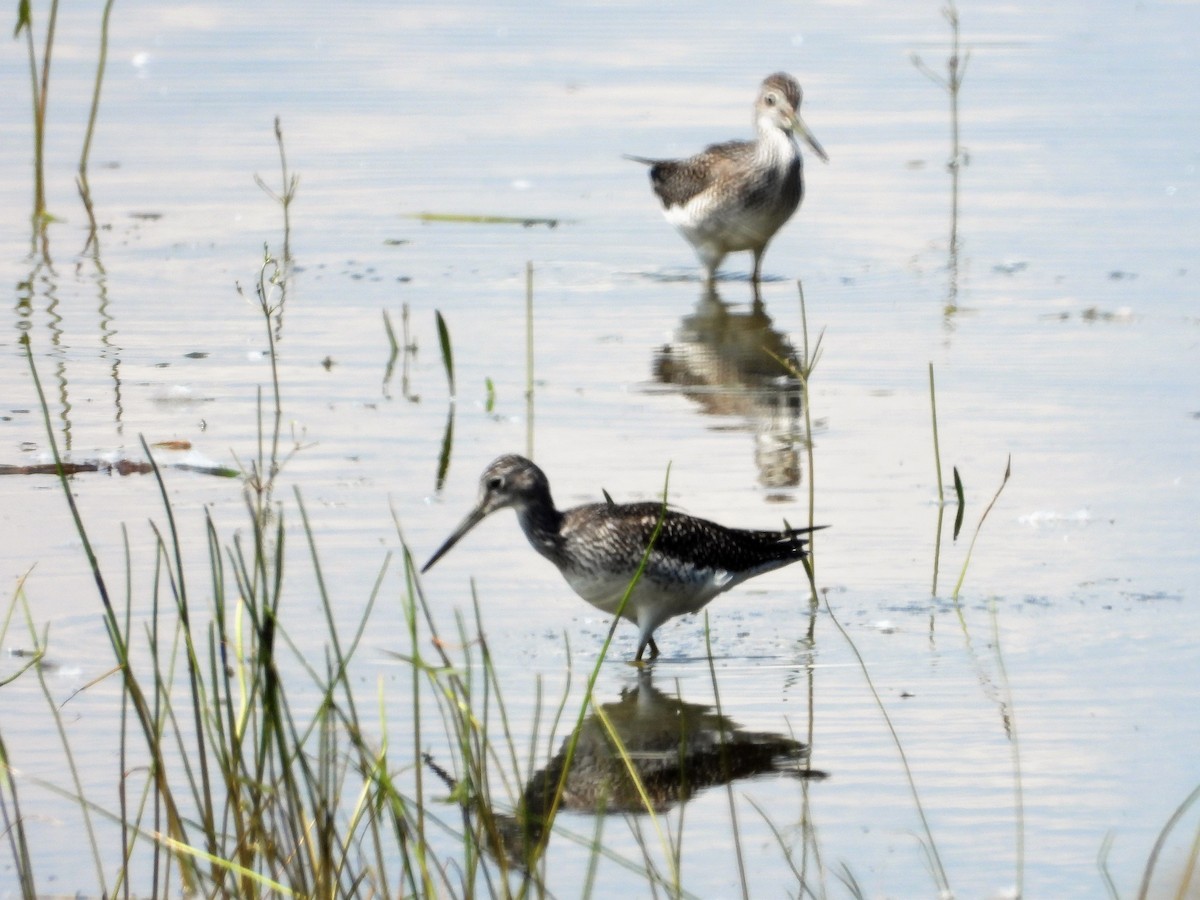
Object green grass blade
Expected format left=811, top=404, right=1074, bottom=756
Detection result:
left=952, top=465, right=965, bottom=540
left=435, top=310, right=455, bottom=397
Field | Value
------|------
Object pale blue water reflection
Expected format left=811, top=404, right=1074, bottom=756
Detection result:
left=2, top=0, right=1198, bottom=896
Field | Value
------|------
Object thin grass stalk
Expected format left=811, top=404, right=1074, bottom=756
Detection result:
left=267, top=682, right=319, bottom=893
left=0, top=730, right=38, bottom=898
left=542, top=638, right=574, bottom=763
left=288, top=494, right=395, bottom=886
left=987, top=599, right=1025, bottom=894
left=746, top=794, right=826, bottom=900
left=142, top=532, right=215, bottom=850
left=115, top=527, right=133, bottom=900
left=704, top=618, right=749, bottom=900
left=22, top=336, right=195, bottom=888
left=581, top=808, right=605, bottom=899
left=373, top=685, right=403, bottom=899
left=147, top=547, right=165, bottom=893
left=912, top=1, right=969, bottom=312
left=1096, top=831, right=1120, bottom=899
left=590, top=701, right=676, bottom=884
left=0, top=601, right=37, bottom=900
left=292, top=488, right=374, bottom=707
left=20, top=610, right=107, bottom=893
left=1137, top=782, right=1200, bottom=900
left=400, top=548, right=503, bottom=888
left=475, top=590, right=536, bottom=815
left=77, top=0, right=116, bottom=246
left=823, top=592, right=951, bottom=895
left=252, top=117, right=298, bottom=273
left=525, top=469, right=672, bottom=872
left=0, top=576, right=44, bottom=689
left=951, top=456, right=1011, bottom=600
left=452, top=608, right=508, bottom=889
left=204, top=512, right=257, bottom=892
left=141, top=438, right=221, bottom=867
left=15, top=0, right=58, bottom=226
left=315, top=667, right=336, bottom=898
left=929, top=363, right=946, bottom=595
left=400, top=549, right=435, bottom=895
left=403, top=600, right=516, bottom=897
left=834, top=861, right=867, bottom=899
left=309, top=556, right=398, bottom=897
left=1174, top=818, right=1200, bottom=900
left=796, top=281, right=820, bottom=539
left=466, top=608, right=530, bottom=894
left=437, top=608, right=486, bottom=884
left=768, top=281, right=825, bottom=609
left=262, top=529, right=328, bottom=896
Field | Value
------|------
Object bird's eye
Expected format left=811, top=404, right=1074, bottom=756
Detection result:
left=765, top=94, right=776, bottom=106
left=487, top=476, right=504, bottom=491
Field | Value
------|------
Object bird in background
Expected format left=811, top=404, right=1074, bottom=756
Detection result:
left=422, top=454, right=823, bottom=662
left=627, top=72, right=828, bottom=284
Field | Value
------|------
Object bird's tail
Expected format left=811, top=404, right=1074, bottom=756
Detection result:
left=782, top=523, right=830, bottom=538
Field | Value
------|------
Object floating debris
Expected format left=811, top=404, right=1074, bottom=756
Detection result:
left=993, top=260, right=1028, bottom=275
left=406, top=212, right=566, bottom=229
left=0, top=458, right=238, bottom=478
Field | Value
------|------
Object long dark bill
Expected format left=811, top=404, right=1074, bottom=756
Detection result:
left=421, top=504, right=490, bottom=573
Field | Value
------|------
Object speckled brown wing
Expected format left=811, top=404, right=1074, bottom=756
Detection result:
left=647, top=140, right=756, bottom=209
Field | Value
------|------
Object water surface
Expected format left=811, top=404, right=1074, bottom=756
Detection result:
left=2, top=1, right=1198, bottom=896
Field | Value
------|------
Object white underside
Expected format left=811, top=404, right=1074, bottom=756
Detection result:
left=665, top=124, right=800, bottom=274
left=563, top=567, right=740, bottom=648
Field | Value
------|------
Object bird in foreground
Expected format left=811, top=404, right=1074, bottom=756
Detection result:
left=627, top=72, right=828, bottom=284
left=422, top=454, right=823, bottom=662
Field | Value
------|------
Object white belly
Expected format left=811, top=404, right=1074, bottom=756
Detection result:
left=562, top=566, right=732, bottom=624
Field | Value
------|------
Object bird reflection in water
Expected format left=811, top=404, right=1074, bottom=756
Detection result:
left=428, top=670, right=825, bottom=871
left=653, top=285, right=806, bottom=489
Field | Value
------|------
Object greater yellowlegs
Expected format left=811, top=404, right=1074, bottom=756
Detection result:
left=421, top=454, right=822, bottom=661
left=627, top=72, right=828, bottom=284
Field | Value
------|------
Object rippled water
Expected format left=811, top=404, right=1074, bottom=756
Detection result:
left=2, top=0, right=1198, bottom=896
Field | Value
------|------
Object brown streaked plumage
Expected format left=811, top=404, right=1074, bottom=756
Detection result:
left=628, top=72, right=828, bottom=284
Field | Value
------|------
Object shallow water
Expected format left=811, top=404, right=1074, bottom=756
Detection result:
left=2, top=0, right=1198, bottom=896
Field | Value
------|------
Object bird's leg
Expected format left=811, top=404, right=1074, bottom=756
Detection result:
left=634, top=636, right=661, bottom=663
left=751, top=249, right=764, bottom=284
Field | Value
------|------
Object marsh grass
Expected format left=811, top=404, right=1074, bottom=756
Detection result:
left=822, top=590, right=952, bottom=896
left=5, top=232, right=743, bottom=896
left=406, top=212, right=565, bottom=228
left=912, top=0, right=969, bottom=313
left=14, top=0, right=59, bottom=234
left=435, top=309, right=456, bottom=491
left=950, top=455, right=1010, bottom=601
left=927, top=363, right=965, bottom=595
left=382, top=303, right=420, bottom=402
left=764, top=280, right=823, bottom=610
left=76, top=0, right=115, bottom=248
left=254, top=117, right=299, bottom=277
